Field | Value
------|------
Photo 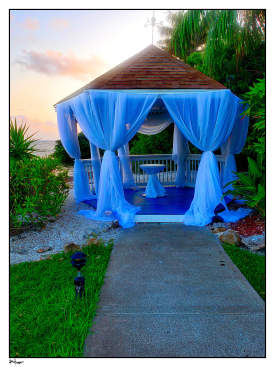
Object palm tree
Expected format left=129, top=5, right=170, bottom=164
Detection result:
left=159, top=10, right=265, bottom=76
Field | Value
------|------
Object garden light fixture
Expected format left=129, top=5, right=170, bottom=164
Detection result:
left=71, top=251, right=87, bottom=299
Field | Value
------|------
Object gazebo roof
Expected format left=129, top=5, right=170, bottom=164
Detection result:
left=55, top=44, right=226, bottom=105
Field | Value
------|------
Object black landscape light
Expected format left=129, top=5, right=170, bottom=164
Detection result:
left=71, top=252, right=87, bottom=299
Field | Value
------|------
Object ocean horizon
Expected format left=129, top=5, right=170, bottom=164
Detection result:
left=32, top=140, right=57, bottom=157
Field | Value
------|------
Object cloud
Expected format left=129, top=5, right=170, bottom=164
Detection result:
left=50, top=18, right=70, bottom=30
left=23, top=17, right=39, bottom=30
left=15, top=50, right=107, bottom=80
left=10, top=115, right=58, bottom=140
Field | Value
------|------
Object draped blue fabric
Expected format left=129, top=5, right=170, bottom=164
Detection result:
left=172, top=124, right=190, bottom=187
left=56, top=89, right=249, bottom=228
left=56, top=102, right=94, bottom=202
left=140, top=164, right=166, bottom=198
left=69, top=90, right=157, bottom=228
left=118, top=144, right=136, bottom=188
left=89, top=142, right=101, bottom=195
left=221, top=103, right=249, bottom=192
left=162, top=90, right=241, bottom=225
left=145, top=174, right=166, bottom=198
left=137, top=97, right=173, bottom=135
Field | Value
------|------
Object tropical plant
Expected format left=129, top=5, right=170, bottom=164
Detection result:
left=242, top=77, right=265, bottom=159
left=10, top=156, right=69, bottom=231
left=158, top=10, right=265, bottom=95
left=223, top=77, right=265, bottom=217
left=224, top=154, right=265, bottom=217
left=166, top=10, right=265, bottom=70
left=10, top=118, right=38, bottom=160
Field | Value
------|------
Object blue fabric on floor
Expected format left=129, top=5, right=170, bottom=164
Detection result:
left=219, top=208, right=252, bottom=223
left=82, top=187, right=232, bottom=216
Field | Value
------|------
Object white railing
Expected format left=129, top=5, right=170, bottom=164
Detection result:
left=184, top=154, right=225, bottom=187
left=82, top=159, right=97, bottom=194
left=129, top=154, right=176, bottom=186
left=82, top=153, right=225, bottom=191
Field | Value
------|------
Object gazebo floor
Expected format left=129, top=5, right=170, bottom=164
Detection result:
left=126, top=187, right=194, bottom=215
left=84, top=186, right=230, bottom=216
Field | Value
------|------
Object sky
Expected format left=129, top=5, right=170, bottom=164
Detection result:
left=10, top=9, right=173, bottom=140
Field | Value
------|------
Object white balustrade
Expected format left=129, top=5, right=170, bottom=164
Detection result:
left=82, top=159, right=97, bottom=194
left=81, top=153, right=225, bottom=191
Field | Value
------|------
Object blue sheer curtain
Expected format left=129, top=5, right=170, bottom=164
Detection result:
left=56, top=102, right=94, bottom=202
left=118, top=144, right=136, bottom=188
left=172, top=124, right=190, bottom=187
left=162, top=90, right=241, bottom=225
left=57, top=89, right=250, bottom=228
left=68, top=90, right=157, bottom=228
left=221, top=104, right=249, bottom=193
left=89, top=142, right=101, bottom=196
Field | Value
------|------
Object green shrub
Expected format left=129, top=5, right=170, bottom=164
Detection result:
left=186, top=51, right=206, bottom=73
left=53, top=132, right=91, bottom=164
left=242, top=77, right=265, bottom=160
left=224, top=77, right=265, bottom=217
left=129, top=124, right=174, bottom=154
left=224, top=154, right=265, bottom=217
left=10, top=118, right=38, bottom=160
left=10, top=156, right=69, bottom=230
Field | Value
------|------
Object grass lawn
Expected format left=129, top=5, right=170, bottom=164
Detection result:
left=222, top=243, right=265, bottom=300
left=10, top=241, right=113, bottom=357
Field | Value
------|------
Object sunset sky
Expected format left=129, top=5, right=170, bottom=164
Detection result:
left=10, top=9, right=172, bottom=140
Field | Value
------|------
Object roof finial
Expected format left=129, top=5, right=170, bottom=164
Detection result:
left=145, top=10, right=160, bottom=45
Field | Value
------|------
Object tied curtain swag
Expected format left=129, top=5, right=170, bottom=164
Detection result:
left=221, top=103, right=249, bottom=193
left=89, top=142, right=101, bottom=195
left=118, top=144, right=135, bottom=189
left=172, top=125, right=190, bottom=187
left=58, top=91, right=157, bottom=228
left=162, top=90, right=248, bottom=226
left=57, top=89, right=249, bottom=228
left=56, top=104, right=94, bottom=202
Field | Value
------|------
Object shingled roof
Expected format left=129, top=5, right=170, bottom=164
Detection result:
left=55, top=44, right=226, bottom=105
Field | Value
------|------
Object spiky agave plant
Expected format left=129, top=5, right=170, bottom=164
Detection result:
left=10, top=118, right=38, bottom=160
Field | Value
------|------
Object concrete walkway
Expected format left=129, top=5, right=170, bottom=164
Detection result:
left=84, top=224, right=265, bottom=357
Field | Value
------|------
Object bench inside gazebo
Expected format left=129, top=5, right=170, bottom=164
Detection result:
left=55, top=45, right=250, bottom=227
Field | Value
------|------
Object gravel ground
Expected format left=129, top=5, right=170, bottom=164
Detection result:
left=10, top=189, right=122, bottom=265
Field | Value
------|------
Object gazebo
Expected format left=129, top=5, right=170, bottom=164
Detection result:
left=55, top=45, right=250, bottom=228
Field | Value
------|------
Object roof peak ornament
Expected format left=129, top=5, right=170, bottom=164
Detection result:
left=145, top=10, right=162, bottom=45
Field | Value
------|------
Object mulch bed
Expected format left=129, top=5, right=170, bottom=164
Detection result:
left=230, top=214, right=265, bottom=237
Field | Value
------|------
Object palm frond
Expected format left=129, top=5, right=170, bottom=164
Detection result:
left=10, top=118, right=39, bottom=160
left=168, top=9, right=265, bottom=74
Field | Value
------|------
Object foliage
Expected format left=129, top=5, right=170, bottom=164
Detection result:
left=53, top=139, right=73, bottom=164
left=242, top=77, right=265, bottom=159
left=10, top=156, right=69, bottom=230
left=224, top=155, right=265, bottom=217
left=129, top=125, right=174, bottom=154
left=10, top=118, right=38, bottom=160
left=222, top=243, right=265, bottom=300
left=158, top=10, right=265, bottom=173
left=186, top=51, right=206, bottom=73
left=159, top=10, right=265, bottom=96
left=53, top=132, right=92, bottom=164
left=223, top=77, right=266, bottom=217
left=10, top=240, right=113, bottom=357
left=166, top=10, right=265, bottom=73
